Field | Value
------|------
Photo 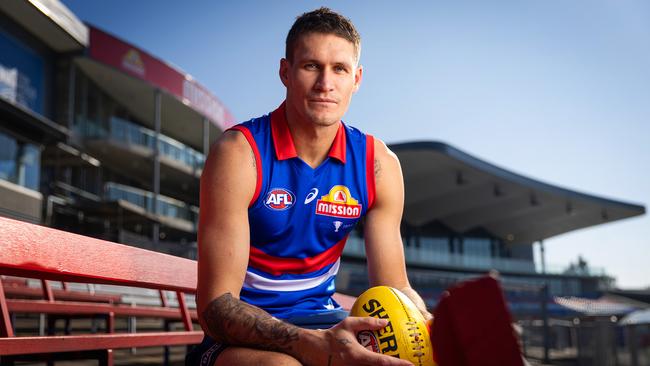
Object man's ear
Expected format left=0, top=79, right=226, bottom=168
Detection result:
left=279, top=58, right=290, bottom=87
left=353, top=64, right=363, bottom=92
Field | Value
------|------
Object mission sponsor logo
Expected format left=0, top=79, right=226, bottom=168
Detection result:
left=315, top=185, right=362, bottom=218
left=264, top=188, right=295, bottom=210
left=121, top=49, right=145, bottom=77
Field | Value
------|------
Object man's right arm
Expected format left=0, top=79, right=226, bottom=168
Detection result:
left=198, top=130, right=315, bottom=357
left=197, top=130, right=412, bottom=366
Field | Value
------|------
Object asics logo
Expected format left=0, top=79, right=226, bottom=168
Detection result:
left=304, top=188, right=319, bottom=204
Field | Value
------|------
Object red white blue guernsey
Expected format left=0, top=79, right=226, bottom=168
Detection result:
left=229, top=102, right=375, bottom=320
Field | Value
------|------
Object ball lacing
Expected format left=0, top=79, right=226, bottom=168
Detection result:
left=406, top=320, right=425, bottom=357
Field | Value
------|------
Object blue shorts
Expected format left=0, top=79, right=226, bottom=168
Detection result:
left=185, top=310, right=348, bottom=366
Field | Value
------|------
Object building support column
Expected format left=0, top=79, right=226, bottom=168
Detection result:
left=539, top=240, right=546, bottom=274
left=67, top=61, right=76, bottom=131
left=202, top=118, right=210, bottom=156
left=628, top=324, right=639, bottom=366
left=81, top=73, right=88, bottom=133
left=541, top=283, right=550, bottom=365
left=152, top=90, right=161, bottom=248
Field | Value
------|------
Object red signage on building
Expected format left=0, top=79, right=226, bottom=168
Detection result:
left=88, top=26, right=234, bottom=129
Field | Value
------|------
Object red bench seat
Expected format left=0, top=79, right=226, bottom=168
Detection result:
left=0, top=217, right=202, bottom=365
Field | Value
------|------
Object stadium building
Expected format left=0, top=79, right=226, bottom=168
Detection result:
left=339, top=142, right=644, bottom=315
left=0, top=0, right=645, bottom=318
left=0, top=0, right=233, bottom=260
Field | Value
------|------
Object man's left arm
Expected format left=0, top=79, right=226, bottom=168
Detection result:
left=363, top=138, right=432, bottom=320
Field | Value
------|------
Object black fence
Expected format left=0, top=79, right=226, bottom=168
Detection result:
left=521, top=318, right=650, bottom=366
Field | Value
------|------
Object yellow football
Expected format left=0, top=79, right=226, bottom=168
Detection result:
left=350, top=286, right=436, bottom=366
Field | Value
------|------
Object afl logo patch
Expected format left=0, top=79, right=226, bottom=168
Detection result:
left=265, top=188, right=295, bottom=210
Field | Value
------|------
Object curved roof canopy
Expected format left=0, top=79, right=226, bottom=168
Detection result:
left=391, top=141, right=645, bottom=245
left=76, top=26, right=235, bottom=152
left=0, top=0, right=88, bottom=51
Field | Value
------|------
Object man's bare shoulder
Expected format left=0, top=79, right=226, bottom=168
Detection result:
left=201, top=129, right=257, bottom=203
left=208, top=129, right=251, bottom=159
left=203, top=129, right=256, bottom=173
left=372, top=137, right=401, bottom=181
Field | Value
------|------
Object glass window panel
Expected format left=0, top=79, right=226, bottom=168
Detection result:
left=0, top=132, right=40, bottom=190
left=0, top=132, right=17, bottom=182
left=420, top=236, right=449, bottom=253
left=19, top=143, right=40, bottom=190
left=463, top=237, right=491, bottom=258
left=418, top=236, right=450, bottom=265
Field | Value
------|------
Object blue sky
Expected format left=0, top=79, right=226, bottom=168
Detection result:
left=61, top=0, right=649, bottom=288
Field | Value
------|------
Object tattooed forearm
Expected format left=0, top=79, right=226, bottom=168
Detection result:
left=202, top=292, right=300, bottom=353
left=374, top=158, right=381, bottom=178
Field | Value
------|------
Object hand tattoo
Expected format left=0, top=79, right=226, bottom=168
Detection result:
left=337, top=338, right=352, bottom=346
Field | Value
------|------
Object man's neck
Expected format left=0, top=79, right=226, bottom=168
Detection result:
left=284, top=106, right=340, bottom=169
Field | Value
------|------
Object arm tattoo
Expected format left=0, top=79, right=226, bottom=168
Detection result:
left=202, top=292, right=300, bottom=353
left=251, top=149, right=256, bottom=168
left=374, top=158, right=381, bottom=179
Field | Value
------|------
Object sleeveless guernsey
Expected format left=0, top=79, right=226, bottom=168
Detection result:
left=229, top=102, right=375, bottom=319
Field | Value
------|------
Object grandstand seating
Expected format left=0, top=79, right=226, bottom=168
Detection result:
left=2, top=278, right=122, bottom=303
left=0, top=216, right=202, bottom=365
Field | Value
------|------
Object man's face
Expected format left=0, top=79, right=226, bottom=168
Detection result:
left=280, top=32, right=362, bottom=127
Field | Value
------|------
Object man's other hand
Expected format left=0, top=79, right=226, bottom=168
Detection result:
left=301, top=316, right=413, bottom=366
